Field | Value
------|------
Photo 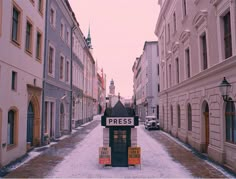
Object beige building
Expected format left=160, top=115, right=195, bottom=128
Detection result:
left=155, top=0, right=236, bottom=171
left=0, top=0, right=45, bottom=166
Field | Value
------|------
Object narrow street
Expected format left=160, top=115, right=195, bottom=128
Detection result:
left=3, top=115, right=234, bottom=178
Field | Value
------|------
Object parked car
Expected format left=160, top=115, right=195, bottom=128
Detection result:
left=144, top=116, right=160, bottom=130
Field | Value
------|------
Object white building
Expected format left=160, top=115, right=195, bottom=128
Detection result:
left=133, top=41, right=159, bottom=121
left=155, top=0, right=236, bottom=171
left=71, top=24, right=85, bottom=128
left=83, top=32, right=96, bottom=123
left=0, top=0, right=45, bottom=166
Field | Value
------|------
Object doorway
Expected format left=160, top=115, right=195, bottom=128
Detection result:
left=60, top=103, right=65, bottom=135
left=203, top=101, right=209, bottom=153
left=110, top=127, right=131, bottom=167
left=27, top=102, right=34, bottom=146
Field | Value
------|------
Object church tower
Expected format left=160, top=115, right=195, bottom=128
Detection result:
left=86, top=26, right=92, bottom=49
left=109, top=79, right=115, bottom=95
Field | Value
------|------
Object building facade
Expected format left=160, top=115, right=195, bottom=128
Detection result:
left=133, top=41, right=160, bottom=121
left=83, top=34, right=96, bottom=123
left=155, top=0, right=236, bottom=171
left=71, top=23, right=85, bottom=128
left=0, top=0, right=45, bottom=166
left=43, top=0, right=73, bottom=140
left=97, top=68, right=106, bottom=114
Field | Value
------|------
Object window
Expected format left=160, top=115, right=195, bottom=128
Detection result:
left=157, top=64, right=159, bottom=76
left=60, top=56, right=64, bottom=80
left=36, top=30, right=42, bottom=60
left=38, top=0, right=43, bottom=15
left=167, top=24, right=170, bottom=42
left=7, top=110, right=16, bottom=145
left=169, top=64, right=171, bottom=87
left=158, top=84, right=160, bottom=92
left=50, top=7, right=56, bottom=27
left=177, top=105, right=181, bottom=128
left=66, top=28, right=70, bottom=46
left=182, top=0, right=187, bottom=17
left=25, top=19, right=33, bottom=54
left=225, top=101, right=235, bottom=143
left=48, top=45, right=55, bottom=75
left=65, top=61, right=69, bottom=82
left=173, top=12, right=176, bottom=33
left=201, top=33, right=208, bottom=70
left=171, top=105, right=173, bottom=126
left=176, top=58, right=179, bottom=84
left=185, top=48, right=190, bottom=78
left=12, top=3, right=22, bottom=45
left=188, top=104, right=192, bottom=131
left=11, top=71, right=17, bottom=91
left=60, top=21, right=64, bottom=40
left=223, top=11, right=232, bottom=59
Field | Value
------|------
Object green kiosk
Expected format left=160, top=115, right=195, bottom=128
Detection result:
left=101, top=100, right=139, bottom=167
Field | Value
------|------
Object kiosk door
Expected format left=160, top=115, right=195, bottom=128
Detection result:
left=110, top=128, right=130, bottom=167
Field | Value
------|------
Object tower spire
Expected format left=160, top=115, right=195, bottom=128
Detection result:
left=86, top=25, right=92, bottom=49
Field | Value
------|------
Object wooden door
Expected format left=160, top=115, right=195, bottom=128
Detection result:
left=110, top=128, right=130, bottom=167
left=204, top=112, right=209, bottom=153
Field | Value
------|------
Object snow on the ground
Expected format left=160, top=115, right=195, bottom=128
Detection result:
left=47, top=124, right=193, bottom=178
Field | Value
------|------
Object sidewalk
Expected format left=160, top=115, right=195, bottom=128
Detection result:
left=144, top=127, right=236, bottom=178
left=1, top=115, right=101, bottom=178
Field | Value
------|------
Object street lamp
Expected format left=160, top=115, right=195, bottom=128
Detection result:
left=219, top=77, right=235, bottom=102
left=105, top=97, right=109, bottom=109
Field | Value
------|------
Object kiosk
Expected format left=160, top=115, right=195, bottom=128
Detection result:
left=101, top=101, right=139, bottom=167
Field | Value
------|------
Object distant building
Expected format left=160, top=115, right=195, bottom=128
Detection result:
left=109, top=79, right=115, bottom=95
left=83, top=29, right=96, bottom=123
left=155, top=0, right=236, bottom=171
left=133, top=41, right=160, bottom=121
left=97, top=68, right=106, bottom=114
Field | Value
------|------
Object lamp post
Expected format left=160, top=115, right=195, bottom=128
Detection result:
left=105, top=97, right=109, bottom=109
left=219, top=77, right=236, bottom=102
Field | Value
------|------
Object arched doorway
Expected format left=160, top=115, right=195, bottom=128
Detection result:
left=60, top=103, right=65, bottom=135
left=202, top=101, right=209, bottom=153
left=27, top=102, right=34, bottom=146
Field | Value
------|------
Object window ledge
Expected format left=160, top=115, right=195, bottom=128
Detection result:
left=25, top=49, right=33, bottom=57
left=225, top=142, right=236, bottom=149
left=7, top=144, right=17, bottom=151
left=11, top=40, right=21, bottom=49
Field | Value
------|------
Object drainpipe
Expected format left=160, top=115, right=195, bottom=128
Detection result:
left=70, top=25, right=76, bottom=133
left=41, top=0, right=49, bottom=145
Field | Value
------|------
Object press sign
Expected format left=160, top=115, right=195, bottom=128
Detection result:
left=106, top=117, right=134, bottom=126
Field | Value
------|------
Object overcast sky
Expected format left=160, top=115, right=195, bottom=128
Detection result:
left=68, top=0, right=160, bottom=98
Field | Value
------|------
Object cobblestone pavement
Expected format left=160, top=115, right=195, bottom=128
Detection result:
left=4, top=120, right=101, bottom=178
left=142, top=125, right=235, bottom=178
left=3, top=119, right=236, bottom=178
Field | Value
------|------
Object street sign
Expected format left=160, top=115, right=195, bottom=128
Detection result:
left=106, top=117, right=134, bottom=126
left=128, top=147, right=141, bottom=165
left=99, top=147, right=111, bottom=165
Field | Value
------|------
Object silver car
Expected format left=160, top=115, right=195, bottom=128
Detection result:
left=144, top=116, right=160, bottom=130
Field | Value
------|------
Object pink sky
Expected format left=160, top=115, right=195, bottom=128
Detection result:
left=68, top=0, right=160, bottom=98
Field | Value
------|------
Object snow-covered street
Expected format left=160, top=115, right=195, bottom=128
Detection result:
left=47, top=120, right=192, bottom=178
left=3, top=116, right=232, bottom=178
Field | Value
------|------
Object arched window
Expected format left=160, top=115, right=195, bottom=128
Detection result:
left=225, top=101, right=236, bottom=143
left=8, top=110, right=15, bottom=145
left=178, top=105, right=181, bottom=128
left=171, top=105, right=173, bottom=126
left=188, top=103, right=192, bottom=131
